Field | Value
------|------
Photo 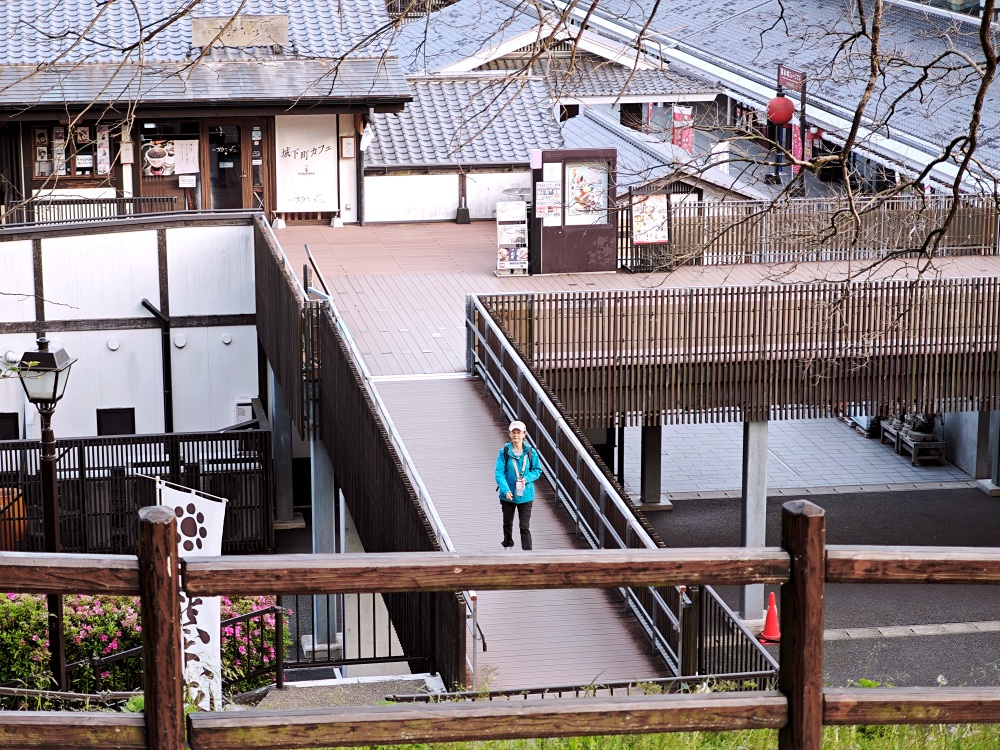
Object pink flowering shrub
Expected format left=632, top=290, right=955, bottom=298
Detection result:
left=1, top=593, right=285, bottom=697
left=219, top=595, right=289, bottom=694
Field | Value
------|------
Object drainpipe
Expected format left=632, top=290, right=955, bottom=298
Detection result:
left=141, top=299, right=174, bottom=433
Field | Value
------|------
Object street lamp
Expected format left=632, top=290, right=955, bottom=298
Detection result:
left=17, top=337, right=76, bottom=691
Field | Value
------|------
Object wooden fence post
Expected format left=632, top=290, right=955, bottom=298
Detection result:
left=139, top=505, right=184, bottom=750
left=778, top=500, right=825, bottom=750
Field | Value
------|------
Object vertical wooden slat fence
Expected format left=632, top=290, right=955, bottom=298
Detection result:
left=4, top=197, right=179, bottom=226
left=617, top=194, right=1000, bottom=270
left=478, top=278, right=1000, bottom=427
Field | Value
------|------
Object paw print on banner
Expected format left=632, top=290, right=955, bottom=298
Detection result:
left=175, top=502, right=210, bottom=552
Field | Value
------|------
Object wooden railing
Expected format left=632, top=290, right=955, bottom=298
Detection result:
left=2, top=501, right=999, bottom=749
left=617, top=194, right=1000, bottom=271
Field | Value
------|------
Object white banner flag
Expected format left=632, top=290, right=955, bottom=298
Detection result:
left=159, top=481, right=227, bottom=710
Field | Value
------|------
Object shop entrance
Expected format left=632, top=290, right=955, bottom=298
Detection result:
left=207, top=124, right=244, bottom=210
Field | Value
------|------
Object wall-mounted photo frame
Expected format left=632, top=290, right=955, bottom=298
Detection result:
left=34, top=161, right=51, bottom=178
left=52, top=126, right=66, bottom=143
left=120, top=141, right=135, bottom=165
left=340, top=135, right=356, bottom=159
left=35, top=146, right=48, bottom=162
left=75, top=126, right=92, bottom=144
left=34, top=129, right=48, bottom=146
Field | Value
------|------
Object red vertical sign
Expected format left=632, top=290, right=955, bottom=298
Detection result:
left=672, top=106, right=693, bottom=153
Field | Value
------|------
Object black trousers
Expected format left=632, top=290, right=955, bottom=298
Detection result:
left=500, top=500, right=533, bottom=550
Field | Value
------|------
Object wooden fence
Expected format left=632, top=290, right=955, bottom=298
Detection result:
left=1, top=501, right=999, bottom=749
left=618, top=194, right=999, bottom=271
left=477, top=277, right=1000, bottom=426
left=3, top=197, right=179, bottom=226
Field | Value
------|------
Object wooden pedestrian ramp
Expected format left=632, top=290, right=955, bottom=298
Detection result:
left=374, top=374, right=666, bottom=690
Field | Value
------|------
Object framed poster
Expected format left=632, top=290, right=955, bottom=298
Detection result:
left=340, top=135, right=356, bottom=159
left=632, top=193, right=670, bottom=244
left=34, top=161, right=51, bottom=178
left=75, top=126, right=91, bottom=144
left=52, top=127, right=66, bottom=144
left=35, top=146, right=48, bottom=161
left=565, top=162, right=609, bottom=225
left=34, top=129, right=48, bottom=146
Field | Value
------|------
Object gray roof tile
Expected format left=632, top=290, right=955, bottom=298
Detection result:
left=0, top=0, right=394, bottom=64
left=366, top=75, right=563, bottom=166
left=587, top=0, right=1000, bottom=175
left=390, top=0, right=542, bottom=73
left=479, top=54, right=716, bottom=99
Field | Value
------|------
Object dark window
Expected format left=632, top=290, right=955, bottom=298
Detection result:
left=559, top=104, right=580, bottom=122
left=0, top=413, right=18, bottom=441
left=620, top=103, right=644, bottom=131
left=97, top=408, right=136, bottom=437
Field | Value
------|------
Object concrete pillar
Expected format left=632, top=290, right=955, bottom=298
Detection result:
left=993, top=411, right=1000, bottom=487
left=310, top=438, right=340, bottom=658
left=640, top=425, right=662, bottom=504
left=268, top=366, right=295, bottom=525
left=739, top=420, right=768, bottom=621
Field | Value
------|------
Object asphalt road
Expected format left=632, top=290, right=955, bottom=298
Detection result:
left=643, top=488, right=1000, bottom=687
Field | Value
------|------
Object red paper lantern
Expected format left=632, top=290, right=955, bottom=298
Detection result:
left=767, top=95, right=795, bottom=125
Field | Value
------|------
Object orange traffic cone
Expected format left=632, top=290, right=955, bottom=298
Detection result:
left=759, top=592, right=781, bottom=644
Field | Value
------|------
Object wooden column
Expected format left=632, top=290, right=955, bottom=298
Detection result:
left=139, top=505, right=184, bottom=750
left=778, top=500, right=825, bottom=750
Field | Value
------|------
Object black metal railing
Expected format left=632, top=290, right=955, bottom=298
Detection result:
left=4, top=196, right=179, bottom=225
left=282, top=592, right=427, bottom=674
left=65, top=605, right=286, bottom=695
left=0, top=429, right=273, bottom=555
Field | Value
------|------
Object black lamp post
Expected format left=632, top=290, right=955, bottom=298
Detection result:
left=17, top=337, right=76, bottom=691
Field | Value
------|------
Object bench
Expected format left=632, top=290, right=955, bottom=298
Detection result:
left=897, top=433, right=947, bottom=466
left=879, top=421, right=900, bottom=452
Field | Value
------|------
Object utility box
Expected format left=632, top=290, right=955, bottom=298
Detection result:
left=235, top=398, right=253, bottom=424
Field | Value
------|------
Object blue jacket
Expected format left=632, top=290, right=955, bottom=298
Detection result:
left=495, top=442, right=542, bottom=504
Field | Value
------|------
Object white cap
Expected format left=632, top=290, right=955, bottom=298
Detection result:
left=508, top=420, right=527, bottom=433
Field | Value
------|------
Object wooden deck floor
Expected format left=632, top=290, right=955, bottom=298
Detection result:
left=375, top=376, right=664, bottom=689
left=282, top=222, right=1000, bottom=378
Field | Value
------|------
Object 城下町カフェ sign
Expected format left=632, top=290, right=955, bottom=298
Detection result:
left=275, top=115, right=339, bottom=212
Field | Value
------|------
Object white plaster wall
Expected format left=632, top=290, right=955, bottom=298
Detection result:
left=0, top=241, right=37, bottom=323
left=338, top=114, right=359, bottom=223
left=170, top=326, right=258, bottom=432
left=0, top=333, right=42, bottom=438
left=32, top=188, right=118, bottom=199
left=25, top=329, right=165, bottom=439
left=166, top=226, right=255, bottom=317
left=364, top=175, right=459, bottom=222
left=466, top=172, right=532, bottom=220
left=41, top=231, right=160, bottom=320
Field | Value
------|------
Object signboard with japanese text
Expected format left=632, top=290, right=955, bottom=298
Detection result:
left=275, top=115, right=338, bottom=212
left=778, top=65, right=805, bottom=94
left=672, top=106, right=693, bottom=153
left=565, top=162, right=609, bottom=225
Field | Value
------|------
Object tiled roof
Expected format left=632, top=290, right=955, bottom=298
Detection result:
left=0, top=0, right=394, bottom=63
left=479, top=54, right=716, bottom=99
left=561, top=108, right=769, bottom=198
left=584, top=0, right=1000, bottom=175
left=390, top=0, right=542, bottom=73
left=0, top=59, right=412, bottom=107
left=366, top=76, right=564, bottom=167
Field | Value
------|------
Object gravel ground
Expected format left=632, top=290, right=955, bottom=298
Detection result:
left=253, top=678, right=432, bottom=709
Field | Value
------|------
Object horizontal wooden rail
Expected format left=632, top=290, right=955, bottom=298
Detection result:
left=181, top=548, right=791, bottom=596
left=186, top=691, right=789, bottom=749
left=824, top=687, right=1000, bottom=725
left=826, top=546, right=1000, bottom=584
left=0, top=712, right=145, bottom=749
left=0, top=551, right=139, bottom=594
